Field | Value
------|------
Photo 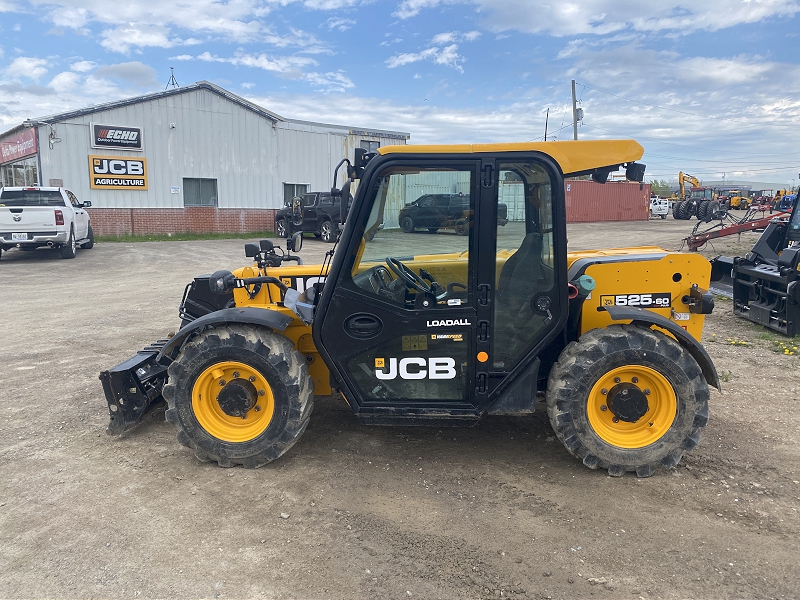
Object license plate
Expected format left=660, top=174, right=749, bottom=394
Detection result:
left=11, top=233, right=27, bottom=241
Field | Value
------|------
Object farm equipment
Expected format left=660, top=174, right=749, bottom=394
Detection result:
left=101, top=140, right=718, bottom=478
left=710, top=200, right=800, bottom=336
left=673, top=172, right=719, bottom=221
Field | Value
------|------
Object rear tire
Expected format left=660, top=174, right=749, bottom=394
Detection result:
left=704, top=201, right=720, bottom=222
left=546, top=325, right=709, bottom=477
left=60, top=227, right=76, bottom=259
left=163, top=325, right=314, bottom=468
left=672, top=201, right=685, bottom=219
left=80, top=223, right=95, bottom=249
left=400, top=216, right=415, bottom=233
left=697, top=200, right=709, bottom=221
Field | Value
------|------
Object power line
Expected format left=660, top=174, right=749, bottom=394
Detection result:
left=575, top=82, right=716, bottom=120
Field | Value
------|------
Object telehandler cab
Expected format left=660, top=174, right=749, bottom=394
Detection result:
left=101, top=140, right=718, bottom=477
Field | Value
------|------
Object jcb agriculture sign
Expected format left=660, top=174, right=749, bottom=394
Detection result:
left=89, top=155, right=148, bottom=190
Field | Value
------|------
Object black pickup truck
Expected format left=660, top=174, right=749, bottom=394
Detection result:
left=398, top=193, right=508, bottom=235
left=275, top=192, right=340, bottom=243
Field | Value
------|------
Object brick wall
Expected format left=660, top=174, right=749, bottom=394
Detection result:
left=88, top=207, right=279, bottom=236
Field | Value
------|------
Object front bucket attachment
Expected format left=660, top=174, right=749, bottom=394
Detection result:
left=100, top=341, right=169, bottom=435
left=709, top=256, right=735, bottom=299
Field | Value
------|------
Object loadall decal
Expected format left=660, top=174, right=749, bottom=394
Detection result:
left=89, top=155, right=148, bottom=190
left=374, top=357, right=457, bottom=380
left=599, top=293, right=671, bottom=308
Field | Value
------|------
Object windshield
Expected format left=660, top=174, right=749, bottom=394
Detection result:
left=0, top=189, right=63, bottom=207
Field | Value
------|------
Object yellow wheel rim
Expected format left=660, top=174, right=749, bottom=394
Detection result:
left=587, top=365, right=677, bottom=449
left=191, top=361, right=275, bottom=443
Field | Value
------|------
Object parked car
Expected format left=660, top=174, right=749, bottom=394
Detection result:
left=398, top=193, right=508, bottom=235
left=0, top=186, right=93, bottom=259
left=275, top=191, right=340, bottom=243
left=649, top=196, right=669, bottom=219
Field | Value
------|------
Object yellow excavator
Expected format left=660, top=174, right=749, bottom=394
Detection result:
left=673, top=172, right=719, bottom=221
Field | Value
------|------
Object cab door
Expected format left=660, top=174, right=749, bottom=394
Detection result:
left=479, top=156, right=567, bottom=398
left=316, top=158, right=481, bottom=420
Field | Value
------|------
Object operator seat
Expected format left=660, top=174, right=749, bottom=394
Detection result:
left=494, top=232, right=548, bottom=365
left=496, top=231, right=544, bottom=317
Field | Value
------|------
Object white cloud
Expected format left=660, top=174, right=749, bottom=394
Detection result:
left=326, top=17, right=355, bottom=31
left=70, top=60, right=96, bottom=72
left=386, top=44, right=465, bottom=72
left=99, top=24, right=187, bottom=54
left=5, top=56, right=49, bottom=80
left=394, top=0, right=800, bottom=36
left=48, top=71, right=82, bottom=92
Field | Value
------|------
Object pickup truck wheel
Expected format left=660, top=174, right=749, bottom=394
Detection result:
left=275, top=219, right=288, bottom=238
left=320, top=220, right=336, bottom=243
left=163, top=325, right=314, bottom=468
left=400, top=216, right=415, bottom=233
left=80, top=224, right=95, bottom=249
left=546, top=325, right=708, bottom=477
left=60, top=227, right=77, bottom=259
left=455, top=218, right=468, bottom=236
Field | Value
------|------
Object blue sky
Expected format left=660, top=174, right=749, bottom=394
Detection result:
left=1, top=0, right=799, bottom=188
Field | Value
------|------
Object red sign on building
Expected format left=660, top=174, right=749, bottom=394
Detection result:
left=0, top=129, right=38, bottom=164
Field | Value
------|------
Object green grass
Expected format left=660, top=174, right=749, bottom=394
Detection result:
left=96, top=231, right=277, bottom=243
left=719, top=370, right=732, bottom=382
left=754, top=331, right=777, bottom=341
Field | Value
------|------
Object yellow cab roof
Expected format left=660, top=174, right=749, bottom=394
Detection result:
left=377, top=140, right=644, bottom=177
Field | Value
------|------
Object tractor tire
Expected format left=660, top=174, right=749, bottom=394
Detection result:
left=60, top=227, right=77, bottom=259
left=320, top=220, right=336, bottom=243
left=400, top=216, right=415, bottom=233
left=697, top=200, right=709, bottom=221
left=546, top=325, right=709, bottom=477
left=163, top=325, right=314, bottom=468
left=275, top=219, right=288, bottom=238
left=80, top=223, right=95, bottom=249
left=672, top=201, right=687, bottom=220
left=704, top=201, right=721, bottom=222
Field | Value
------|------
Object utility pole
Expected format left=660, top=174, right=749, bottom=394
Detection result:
left=571, top=80, right=578, bottom=140
left=544, top=107, right=549, bottom=141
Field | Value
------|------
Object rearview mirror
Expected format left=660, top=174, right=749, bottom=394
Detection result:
left=244, top=243, right=260, bottom=258
left=287, top=231, right=303, bottom=252
left=626, top=162, right=646, bottom=182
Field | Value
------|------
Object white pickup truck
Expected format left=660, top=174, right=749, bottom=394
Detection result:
left=0, top=186, right=94, bottom=259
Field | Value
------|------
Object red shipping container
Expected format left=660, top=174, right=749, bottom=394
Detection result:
left=564, top=180, right=650, bottom=222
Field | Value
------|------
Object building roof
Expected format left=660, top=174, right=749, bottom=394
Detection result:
left=2, top=81, right=409, bottom=140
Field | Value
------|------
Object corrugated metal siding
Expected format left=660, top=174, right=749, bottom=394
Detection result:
left=37, top=87, right=406, bottom=214
left=565, top=180, right=650, bottom=222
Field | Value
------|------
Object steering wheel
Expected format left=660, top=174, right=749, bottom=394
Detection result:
left=385, top=257, right=434, bottom=295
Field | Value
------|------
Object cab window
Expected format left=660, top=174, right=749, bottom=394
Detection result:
left=347, top=165, right=474, bottom=309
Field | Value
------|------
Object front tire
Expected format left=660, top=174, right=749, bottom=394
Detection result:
left=80, top=223, right=95, bottom=249
left=546, top=325, right=709, bottom=477
left=400, top=216, right=415, bottom=233
left=320, top=220, right=336, bottom=243
left=60, top=227, right=76, bottom=259
left=163, top=325, right=314, bottom=468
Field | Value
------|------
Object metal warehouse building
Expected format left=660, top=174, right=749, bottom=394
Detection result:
left=0, top=81, right=409, bottom=236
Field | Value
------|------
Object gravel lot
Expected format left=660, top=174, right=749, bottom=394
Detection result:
left=1, top=217, right=798, bottom=599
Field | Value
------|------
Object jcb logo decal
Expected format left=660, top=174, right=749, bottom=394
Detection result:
left=374, top=357, right=456, bottom=380
left=89, top=155, right=148, bottom=190
left=281, top=276, right=326, bottom=293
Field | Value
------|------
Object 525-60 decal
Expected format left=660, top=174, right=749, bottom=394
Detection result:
left=600, top=293, right=671, bottom=307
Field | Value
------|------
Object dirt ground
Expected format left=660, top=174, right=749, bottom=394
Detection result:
left=1, top=217, right=798, bottom=599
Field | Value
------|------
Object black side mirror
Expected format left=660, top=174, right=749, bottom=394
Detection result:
left=339, top=178, right=352, bottom=224
left=626, top=162, right=647, bottom=182
left=259, top=239, right=274, bottom=252
left=287, top=231, right=303, bottom=252
left=244, top=243, right=260, bottom=258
